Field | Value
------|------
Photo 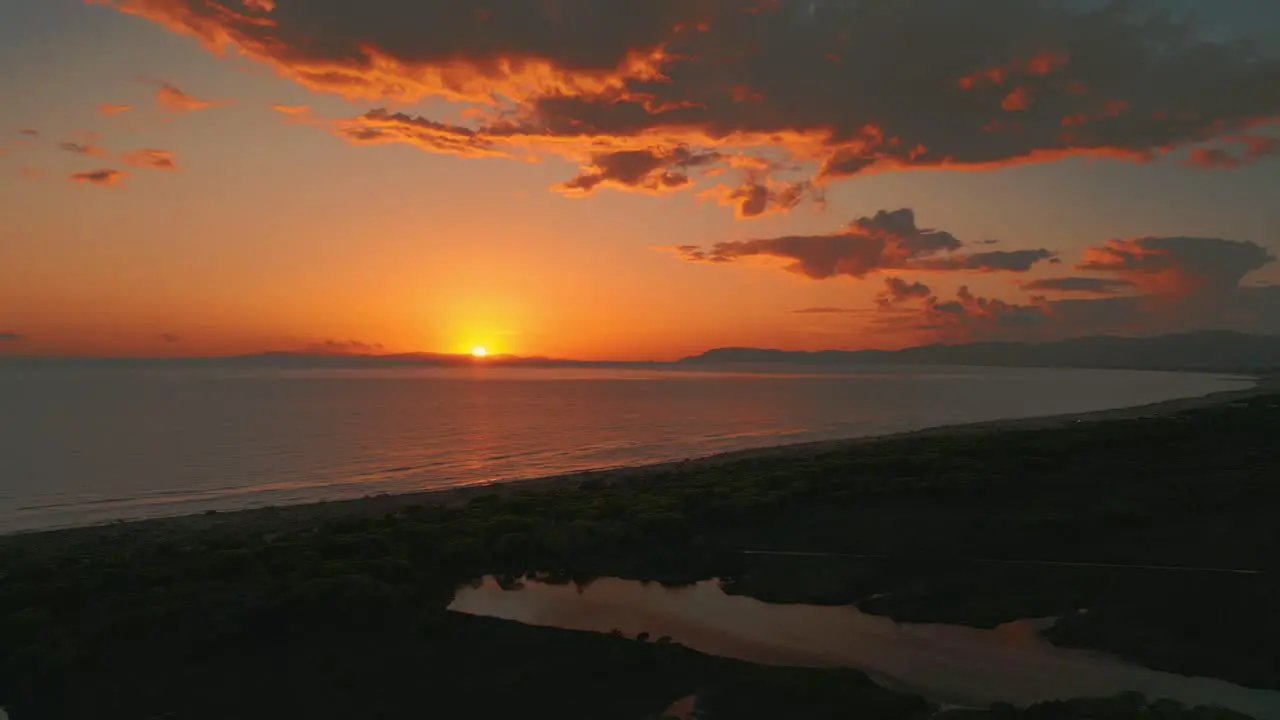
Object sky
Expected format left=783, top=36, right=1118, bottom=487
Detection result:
left=1, top=0, right=1278, bottom=360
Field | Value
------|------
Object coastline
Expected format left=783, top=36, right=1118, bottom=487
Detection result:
left=7, top=370, right=1272, bottom=543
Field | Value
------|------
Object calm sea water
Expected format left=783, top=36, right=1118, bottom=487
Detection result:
left=0, top=364, right=1248, bottom=533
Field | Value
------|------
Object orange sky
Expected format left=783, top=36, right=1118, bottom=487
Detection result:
left=1, top=0, right=1279, bottom=359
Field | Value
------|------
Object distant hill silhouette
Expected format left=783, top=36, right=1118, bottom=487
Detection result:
left=679, top=331, right=1280, bottom=372
left=0, top=351, right=643, bottom=370
left=7, top=331, right=1279, bottom=373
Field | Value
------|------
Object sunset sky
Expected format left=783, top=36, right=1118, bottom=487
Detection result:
left=2, top=0, right=1279, bottom=360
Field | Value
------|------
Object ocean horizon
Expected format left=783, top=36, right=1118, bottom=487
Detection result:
left=0, top=364, right=1249, bottom=534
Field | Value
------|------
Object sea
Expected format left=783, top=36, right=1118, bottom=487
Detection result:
left=0, top=363, right=1249, bottom=534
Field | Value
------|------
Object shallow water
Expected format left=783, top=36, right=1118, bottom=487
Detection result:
left=0, top=364, right=1247, bottom=532
left=450, top=577, right=1280, bottom=719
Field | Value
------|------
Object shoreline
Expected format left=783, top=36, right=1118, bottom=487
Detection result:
left=6, top=372, right=1274, bottom=542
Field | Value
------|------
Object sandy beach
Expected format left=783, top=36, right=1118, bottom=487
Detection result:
left=8, top=371, right=1270, bottom=543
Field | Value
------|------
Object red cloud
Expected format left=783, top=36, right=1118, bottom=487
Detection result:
left=335, top=109, right=508, bottom=158
left=155, top=81, right=220, bottom=112
left=70, top=169, right=129, bottom=186
left=878, top=277, right=932, bottom=307
left=123, top=149, right=179, bottom=170
left=873, top=236, right=1280, bottom=344
left=1079, top=236, right=1275, bottom=297
left=958, top=51, right=1070, bottom=90
left=98, top=103, right=134, bottom=116
left=556, top=146, right=720, bottom=196
left=271, top=104, right=311, bottom=117
left=58, top=140, right=108, bottom=157
left=702, top=177, right=822, bottom=219
left=1021, top=277, right=1135, bottom=295
left=1184, top=136, right=1279, bottom=170
left=666, top=208, right=1057, bottom=279
left=91, top=0, right=1280, bottom=216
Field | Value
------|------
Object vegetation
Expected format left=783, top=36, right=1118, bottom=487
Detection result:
left=2, top=394, right=1278, bottom=718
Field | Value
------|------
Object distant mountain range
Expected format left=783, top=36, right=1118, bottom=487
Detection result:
left=6, top=331, right=1279, bottom=373
left=680, top=331, right=1280, bottom=372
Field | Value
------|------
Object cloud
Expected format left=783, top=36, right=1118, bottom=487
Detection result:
left=864, top=285, right=1054, bottom=343
left=793, top=307, right=861, bottom=315
left=668, top=208, right=1056, bottom=279
left=123, top=149, right=179, bottom=170
left=878, top=277, right=932, bottom=307
left=98, top=103, right=134, bottom=116
left=91, top=0, right=1280, bottom=213
left=556, top=146, right=720, bottom=195
left=161, top=333, right=181, bottom=343
left=59, top=140, right=108, bottom=157
left=704, top=177, right=822, bottom=219
left=871, top=235, right=1280, bottom=344
left=1022, top=277, right=1136, bottom=294
left=918, top=248, right=1061, bottom=272
left=271, top=103, right=311, bottom=117
left=19, top=167, right=43, bottom=181
left=17, top=129, right=38, bottom=137
left=1184, top=135, right=1280, bottom=170
left=305, top=339, right=386, bottom=355
left=335, top=109, right=507, bottom=158
left=1078, top=236, right=1275, bottom=297
left=69, top=169, right=128, bottom=186
left=0, top=332, right=25, bottom=343
left=918, top=286, right=1051, bottom=339
left=155, top=81, right=220, bottom=112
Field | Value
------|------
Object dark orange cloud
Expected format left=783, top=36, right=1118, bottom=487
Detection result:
left=878, top=277, right=932, bottom=307
left=336, top=109, right=508, bottom=158
left=921, top=286, right=1051, bottom=338
left=59, top=139, right=108, bottom=157
left=1079, top=236, right=1275, bottom=298
left=865, top=283, right=1055, bottom=345
left=271, top=104, right=310, bottom=117
left=123, top=149, right=179, bottom=170
left=1184, top=135, right=1279, bottom=170
left=98, top=103, right=134, bottom=116
left=923, top=237, right=1276, bottom=342
left=792, top=307, right=861, bottom=315
left=702, top=177, right=822, bottom=219
left=668, top=208, right=1056, bottom=279
left=69, top=169, right=128, bottom=186
left=557, top=146, right=720, bottom=195
left=305, top=339, right=386, bottom=355
left=1021, top=277, right=1136, bottom=295
left=91, top=0, right=1280, bottom=215
left=91, top=0, right=689, bottom=103
left=155, top=81, right=220, bottom=112
left=916, top=248, right=1061, bottom=273
left=957, top=51, right=1070, bottom=91
left=868, top=235, right=1280, bottom=344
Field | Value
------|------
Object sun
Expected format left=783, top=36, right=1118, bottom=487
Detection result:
left=471, top=346, right=488, bottom=358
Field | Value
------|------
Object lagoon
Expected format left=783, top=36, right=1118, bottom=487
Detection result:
left=451, top=576, right=1280, bottom=720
